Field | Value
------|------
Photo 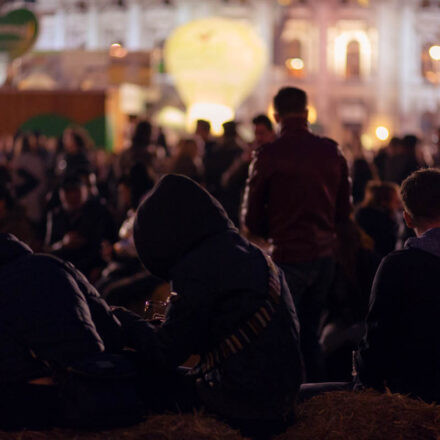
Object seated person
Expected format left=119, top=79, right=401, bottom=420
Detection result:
left=45, top=175, right=117, bottom=279
left=355, top=181, right=401, bottom=258
left=355, top=169, right=440, bottom=403
left=0, top=233, right=124, bottom=429
left=114, top=174, right=303, bottom=438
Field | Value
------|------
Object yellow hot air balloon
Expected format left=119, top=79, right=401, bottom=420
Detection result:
left=165, top=17, right=267, bottom=135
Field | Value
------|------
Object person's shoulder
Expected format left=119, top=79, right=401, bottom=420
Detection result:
left=380, top=248, right=434, bottom=269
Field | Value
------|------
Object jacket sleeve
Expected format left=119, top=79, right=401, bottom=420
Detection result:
left=240, top=148, right=271, bottom=238
left=335, top=150, right=352, bottom=224
left=114, top=278, right=210, bottom=369
left=355, top=255, right=402, bottom=390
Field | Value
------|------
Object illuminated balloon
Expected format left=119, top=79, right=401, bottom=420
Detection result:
left=165, top=17, right=267, bottom=134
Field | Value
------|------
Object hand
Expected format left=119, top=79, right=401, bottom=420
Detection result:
left=62, top=231, right=86, bottom=249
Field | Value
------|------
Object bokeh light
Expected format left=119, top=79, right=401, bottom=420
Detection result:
left=285, top=57, right=304, bottom=71
left=375, top=125, right=390, bottom=141
left=429, top=45, right=440, bottom=61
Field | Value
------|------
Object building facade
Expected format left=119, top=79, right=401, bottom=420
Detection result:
left=3, top=0, right=440, bottom=145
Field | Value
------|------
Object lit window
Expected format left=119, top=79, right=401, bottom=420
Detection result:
left=346, top=40, right=361, bottom=79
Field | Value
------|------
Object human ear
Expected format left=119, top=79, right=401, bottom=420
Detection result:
left=403, top=211, right=415, bottom=229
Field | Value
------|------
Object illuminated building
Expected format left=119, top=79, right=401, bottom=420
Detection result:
left=3, top=0, right=440, bottom=144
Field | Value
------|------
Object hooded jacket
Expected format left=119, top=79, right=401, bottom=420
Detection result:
left=116, top=174, right=303, bottom=420
left=0, top=233, right=123, bottom=383
left=355, top=227, right=440, bottom=402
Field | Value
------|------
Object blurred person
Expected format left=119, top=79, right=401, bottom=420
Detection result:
left=252, top=114, right=276, bottom=148
left=355, top=181, right=401, bottom=258
left=0, top=184, right=34, bottom=246
left=204, top=121, right=244, bottom=198
left=114, top=175, right=303, bottom=438
left=382, top=135, right=422, bottom=185
left=355, top=169, right=440, bottom=403
left=196, top=119, right=217, bottom=161
left=373, top=136, right=401, bottom=181
left=242, top=87, right=352, bottom=381
left=56, top=128, right=91, bottom=178
left=0, top=233, right=142, bottom=430
left=12, top=132, right=48, bottom=230
left=167, top=138, right=203, bottom=182
left=45, top=175, right=117, bottom=279
left=118, top=120, right=155, bottom=177
left=97, top=165, right=158, bottom=306
left=221, top=114, right=276, bottom=227
left=320, top=220, right=380, bottom=381
left=350, top=133, right=374, bottom=206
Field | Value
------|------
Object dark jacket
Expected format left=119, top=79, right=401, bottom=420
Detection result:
left=355, top=206, right=399, bottom=258
left=115, top=174, right=303, bottom=420
left=355, top=228, right=440, bottom=402
left=0, top=234, right=123, bottom=384
left=241, top=116, right=351, bottom=264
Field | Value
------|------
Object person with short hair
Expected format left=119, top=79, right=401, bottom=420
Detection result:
left=252, top=114, right=276, bottom=148
left=242, top=87, right=352, bottom=381
left=355, top=168, right=440, bottom=402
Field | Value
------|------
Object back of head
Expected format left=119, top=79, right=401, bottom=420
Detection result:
left=132, top=121, right=152, bottom=148
left=252, top=114, right=273, bottom=132
left=133, top=174, right=236, bottom=280
left=401, top=169, right=440, bottom=226
left=273, top=87, right=307, bottom=118
left=362, top=181, right=399, bottom=212
left=402, top=134, right=419, bottom=154
left=222, top=121, right=237, bottom=139
left=196, top=119, right=211, bottom=134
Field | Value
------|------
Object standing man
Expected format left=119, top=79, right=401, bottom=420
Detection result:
left=241, top=87, right=351, bottom=381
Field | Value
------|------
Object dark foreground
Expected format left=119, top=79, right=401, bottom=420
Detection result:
left=3, top=390, right=439, bottom=440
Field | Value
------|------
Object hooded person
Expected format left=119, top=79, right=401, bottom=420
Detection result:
left=113, top=174, right=303, bottom=437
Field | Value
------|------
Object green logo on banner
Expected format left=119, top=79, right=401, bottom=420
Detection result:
left=0, top=9, right=38, bottom=59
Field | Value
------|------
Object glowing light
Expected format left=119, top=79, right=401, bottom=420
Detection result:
left=375, top=126, right=390, bottom=141
left=277, top=0, right=292, bottom=6
left=110, top=42, right=127, bottom=58
left=429, top=45, right=440, bottom=61
left=308, top=105, right=317, bottom=124
left=165, top=17, right=267, bottom=132
left=285, top=57, right=304, bottom=71
left=187, top=103, right=234, bottom=136
left=361, top=133, right=374, bottom=150
left=156, top=106, right=186, bottom=130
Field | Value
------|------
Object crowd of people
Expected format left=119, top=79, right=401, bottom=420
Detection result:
left=1, top=86, right=440, bottom=439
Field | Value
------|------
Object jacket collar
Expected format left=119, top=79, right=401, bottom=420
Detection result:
left=280, top=116, right=309, bottom=136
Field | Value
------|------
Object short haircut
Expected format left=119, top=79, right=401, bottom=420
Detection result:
left=401, top=169, right=440, bottom=223
left=273, top=87, right=307, bottom=117
left=196, top=119, right=211, bottom=132
left=252, top=114, right=273, bottom=132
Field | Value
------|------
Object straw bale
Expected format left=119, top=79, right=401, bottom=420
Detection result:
left=2, top=390, right=440, bottom=440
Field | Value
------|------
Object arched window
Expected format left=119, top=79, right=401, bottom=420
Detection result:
left=346, top=40, right=361, bottom=79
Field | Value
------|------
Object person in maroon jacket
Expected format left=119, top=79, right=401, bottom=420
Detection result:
left=241, top=87, right=352, bottom=381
